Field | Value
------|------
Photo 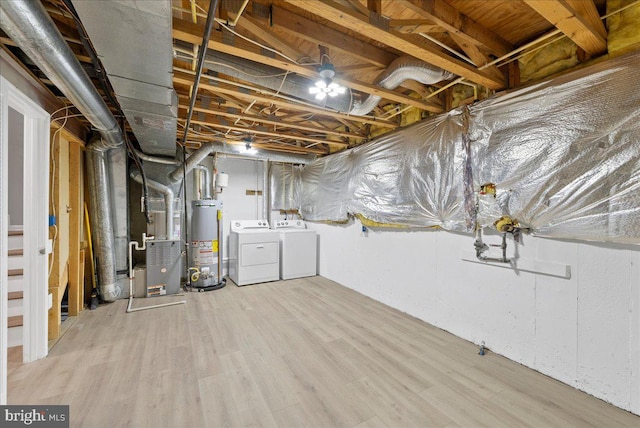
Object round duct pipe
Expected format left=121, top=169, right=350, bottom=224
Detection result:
left=349, top=56, right=455, bottom=116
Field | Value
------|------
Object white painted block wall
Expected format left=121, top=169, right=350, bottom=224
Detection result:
left=308, top=220, right=640, bottom=415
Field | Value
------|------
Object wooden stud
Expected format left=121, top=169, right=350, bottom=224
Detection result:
left=68, top=141, right=83, bottom=316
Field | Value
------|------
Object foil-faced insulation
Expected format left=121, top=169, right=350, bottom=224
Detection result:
left=296, top=52, right=640, bottom=244
left=471, top=55, right=640, bottom=243
left=270, top=163, right=302, bottom=211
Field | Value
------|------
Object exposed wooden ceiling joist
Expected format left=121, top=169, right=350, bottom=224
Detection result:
left=283, top=0, right=506, bottom=90
left=182, top=115, right=350, bottom=147
left=398, top=0, right=514, bottom=57
left=173, top=18, right=445, bottom=112
left=178, top=98, right=366, bottom=140
left=270, top=5, right=397, bottom=69
left=523, top=0, right=607, bottom=56
left=174, top=68, right=398, bottom=129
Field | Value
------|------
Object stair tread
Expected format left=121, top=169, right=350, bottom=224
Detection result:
left=8, top=346, right=22, bottom=363
left=8, top=315, right=23, bottom=328
left=8, top=269, right=23, bottom=277
left=9, top=291, right=23, bottom=300
left=8, top=249, right=23, bottom=256
left=8, top=230, right=23, bottom=236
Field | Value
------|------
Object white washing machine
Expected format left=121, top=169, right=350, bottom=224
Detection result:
left=229, top=219, right=280, bottom=286
left=273, top=220, right=317, bottom=280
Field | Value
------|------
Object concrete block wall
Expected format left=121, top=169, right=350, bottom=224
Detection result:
left=308, top=220, right=640, bottom=415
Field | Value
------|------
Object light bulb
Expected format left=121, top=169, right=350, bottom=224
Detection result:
left=315, top=92, right=327, bottom=100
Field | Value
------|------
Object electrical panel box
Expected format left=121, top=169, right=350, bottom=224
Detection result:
left=146, top=239, right=182, bottom=296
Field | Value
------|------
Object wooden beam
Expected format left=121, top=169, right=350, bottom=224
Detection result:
left=67, top=140, right=83, bottom=316
left=336, top=63, right=384, bottom=74
left=367, top=0, right=382, bottom=14
left=174, top=68, right=397, bottom=128
left=235, top=13, right=307, bottom=62
left=341, top=0, right=370, bottom=16
left=281, top=0, right=505, bottom=90
left=523, top=0, right=607, bottom=55
left=389, top=19, right=447, bottom=34
left=270, top=5, right=397, bottom=69
left=186, top=134, right=329, bottom=154
left=398, top=0, right=513, bottom=57
left=173, top=18, right=443, bottom=111
left=182, top=117, right=350, bottom=146
left=178, top=102, right=366, bottom=139
left=566, top=0, right=607, bottom=39
left=448, top=32, right=505, bottom=81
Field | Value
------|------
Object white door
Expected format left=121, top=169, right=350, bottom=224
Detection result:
left=1, top=76, right=50, bottom=405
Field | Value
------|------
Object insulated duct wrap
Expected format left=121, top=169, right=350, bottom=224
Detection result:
left=299, top=52, right=640, bottom=244
left=470, top=56, right=640, bottom=243
left=270, top=164, right=303, bottom=211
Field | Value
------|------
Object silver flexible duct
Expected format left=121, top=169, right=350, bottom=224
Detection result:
left=349, top=56, right=455, bottom=116
left=0, top=0, right=125, bottom=300
left=131, top=169, right=175, bottom=240
left=194, top=165, right=212, bottom=199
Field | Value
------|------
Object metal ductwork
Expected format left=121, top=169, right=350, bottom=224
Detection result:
left=349, top=56, right=455, bottom=116
left=169, top=143, right=218, bottom=183
left=130, top=169, right=175, bottom=240
left=205, top=141, right=316, bottom=164
left=71, top=0, right=177, bottom=156
left=0, top=0, right=124, bottom=301
left=194, top=165, right=212, bottom=199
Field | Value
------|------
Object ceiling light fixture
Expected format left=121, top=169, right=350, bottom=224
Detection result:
left=309, top=63, right=346, bottom=101
left=241, top=139, right=257, bottom=154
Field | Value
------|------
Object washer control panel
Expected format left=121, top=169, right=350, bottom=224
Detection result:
left=273, top=220, right=306, bottom=229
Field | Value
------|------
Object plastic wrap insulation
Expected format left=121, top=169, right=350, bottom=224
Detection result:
left=350, top=56, right=455, bottom=116
left=270, top=164, right=303, bottom=211
left=300, top=51, right=640, bottom=244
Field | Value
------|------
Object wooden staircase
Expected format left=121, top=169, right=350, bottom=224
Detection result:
left=7, top=228, right=24, bottom=351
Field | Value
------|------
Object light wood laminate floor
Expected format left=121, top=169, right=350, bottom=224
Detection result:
left=8, top=276, right=640, bottom=427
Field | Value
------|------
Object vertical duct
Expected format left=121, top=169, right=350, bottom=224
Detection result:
left=0, top=0, right=125, bottom=300
left=130, top=170, right=175, bottom=240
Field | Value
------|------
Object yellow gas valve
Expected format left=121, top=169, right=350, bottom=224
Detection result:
left=494, top=215, right=519, bottom=233
left=480, top=182, right=497, bottom=197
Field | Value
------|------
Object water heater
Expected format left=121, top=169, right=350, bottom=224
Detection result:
left=189, top=199, right=223, bottom=287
